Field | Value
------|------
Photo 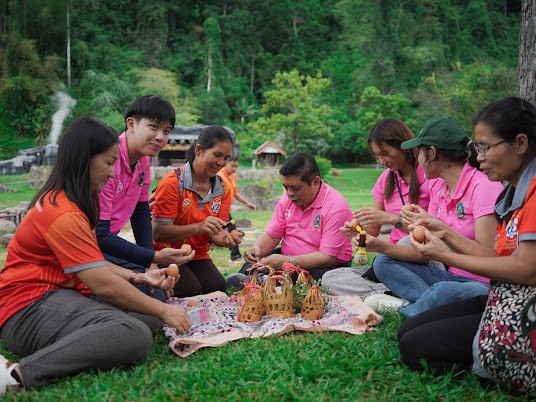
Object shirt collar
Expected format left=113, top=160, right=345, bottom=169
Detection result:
left=118, top=133, right=139, bottom=172
left=495, top=158, right=536, bottom=220
left=307, top=181, right=328, bottom=210
left=182, top=162, right=224, bottom=197
left=449, top=162, right=477, bottom=200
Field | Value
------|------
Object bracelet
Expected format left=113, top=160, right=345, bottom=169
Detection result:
left=128, top=271, right=139, bottom=285
left=289, top=256, right=295, bottom=265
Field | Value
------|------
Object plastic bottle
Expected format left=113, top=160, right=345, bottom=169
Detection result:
left=354, top=230, right=368, bottom=265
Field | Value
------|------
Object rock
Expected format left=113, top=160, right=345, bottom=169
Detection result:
left=0, top=233, right=13, bottom=246
left=234, top=219, right=254, bottom=231
left=0, top=220, right=17, bottom=235
left=29, top=165, right=53, bottom=189
left=44, top=144, right=58, bottom=165
left=150, top=166, right=175, bottom=183
left=0, top=155, right=37, bottom=175
left=0, top=184, right=16, bottom=193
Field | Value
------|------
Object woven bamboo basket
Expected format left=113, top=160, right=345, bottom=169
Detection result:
left=237, top=270, right=266, bottom=322
left=296, top=270, right=313, bottom=286
left=301, top=285, right=325, bottom=320
left=263, top=271, right=294, bottom=319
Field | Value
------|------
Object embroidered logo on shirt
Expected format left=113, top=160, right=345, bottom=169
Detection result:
left=182, top=198, right=190, bottom=207
left=116, top=182, right=123, bottom=192
left=456, top=202, right=465, bottom=218
left=137, top=171, right=145, bottom=187
left=284, top=209, right=291, bottom=220
left=211, top=198, right=221, bottom=214
left=314, top=214, right=321, bottom=228
left=506, top=216, right=519, bottom=240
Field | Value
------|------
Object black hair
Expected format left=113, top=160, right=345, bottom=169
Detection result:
left=279, top=153, right=320, bottom=184
left=30, top=116, right=118, bottom=228
left=368, top=118, right=421, bottom=204
left=419, top=137, right=480, bottom=169
left=472, top=97, right=536, bottom=158
left=229, top=155, right=239, bottom=162
left=124, top=95, right=176, bottom=130
left=185, top=125, right=233, bottom=165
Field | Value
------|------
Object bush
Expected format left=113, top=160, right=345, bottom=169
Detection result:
left=315, top=156, right=332, bottom=179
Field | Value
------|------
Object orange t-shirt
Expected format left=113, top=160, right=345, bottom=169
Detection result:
left=0, top=191, right=106, bottom=327
left=495, top=176, right=536, bottom=258
left=152, top=165, right=232, bottom=259
left=218, top=168, right=238, bottom=199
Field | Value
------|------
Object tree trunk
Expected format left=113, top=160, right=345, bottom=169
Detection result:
left=66, top=0, right=71, bottom=88
left=207, top=39, right=213, bottom=92
left=519, top=0, right=536, bottom=104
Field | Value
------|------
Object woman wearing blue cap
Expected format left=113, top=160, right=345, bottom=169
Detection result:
left=360, top=115, right=504, bottom=316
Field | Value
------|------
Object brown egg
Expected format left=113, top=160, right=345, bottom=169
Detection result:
left=413, top=225, right=426, bottom=243
left=167, top=264, right=180, bottom=278
left=230, top=229, right=242, bottom=241
left=401, top=204, right=413, bottom=213
left=181, top=244, right=192, bottom=254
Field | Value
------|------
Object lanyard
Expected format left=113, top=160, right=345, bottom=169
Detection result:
left=395, top=173, right=405, bottom=205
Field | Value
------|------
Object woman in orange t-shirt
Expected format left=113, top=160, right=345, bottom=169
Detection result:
left=0, top=117, right=193, bottom=396
left=152, top=125, right=240, bottom=297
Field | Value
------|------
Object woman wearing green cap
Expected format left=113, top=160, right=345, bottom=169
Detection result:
left=361, top=115, right=504, bottom=316
left=399, top=97, right=536, bottom=393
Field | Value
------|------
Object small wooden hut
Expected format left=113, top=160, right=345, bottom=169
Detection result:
left=252, top=141, right=286, bottom=167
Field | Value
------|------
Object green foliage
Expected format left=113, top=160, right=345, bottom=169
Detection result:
left=249, top=70, right=333, bottom=155
left=137, top=68, right=200, bottom=126
left=0, top=0, right=522, bottom=164
left=197, top=87, right=231, bottom=125
left=315, top=156, right=332, bottom=180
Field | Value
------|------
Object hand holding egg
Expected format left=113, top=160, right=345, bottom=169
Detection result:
left=412, top=225, right=426, bottom=243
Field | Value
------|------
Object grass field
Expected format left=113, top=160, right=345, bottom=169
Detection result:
left=0, top=168, right=528, bottom=401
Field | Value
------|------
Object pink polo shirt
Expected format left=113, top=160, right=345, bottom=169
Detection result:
left=372, top=165, right=432, bottom=244
left=265, top=182, right=353, bottom=264
left=427, top=162, right=504, bottom=282
left=98, top=133, right=151, bottom=234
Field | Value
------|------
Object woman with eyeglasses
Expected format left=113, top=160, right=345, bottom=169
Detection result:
left=399, top=97, right=536, bottom=392
left=359, top=116, right=504, bottom=315
left=323, top=118, right=431, bottom=295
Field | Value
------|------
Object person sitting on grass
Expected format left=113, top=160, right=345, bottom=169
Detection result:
left=97, top=95, right=193, bottom=302
left=218, top=155, right=257, bottom=262
left=322, top=118, right=432, bottom=295
left=152, top=125, right=240, bottom=297
left=0, top=117, right=193, bottom=396
left=399, top=97, right=536, bottom=393
left=349, top=116, right=504, bottom=315
left=225, top=152, right=353, bottom=289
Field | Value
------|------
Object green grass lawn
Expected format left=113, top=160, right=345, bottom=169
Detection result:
left=0, top=168, right=528, bottom=400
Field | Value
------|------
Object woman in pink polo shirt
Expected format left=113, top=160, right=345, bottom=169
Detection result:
left=323, top=119, right=432, bottom=295
left=363, top=116, right=504, bottom=316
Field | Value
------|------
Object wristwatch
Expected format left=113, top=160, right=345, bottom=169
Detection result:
left=395, top=215, right=403, bottom=229
left=289, top=256, right=296, bottom=265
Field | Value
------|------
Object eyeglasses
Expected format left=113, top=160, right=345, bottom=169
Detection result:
left=475, top=139, right=509, bottom=155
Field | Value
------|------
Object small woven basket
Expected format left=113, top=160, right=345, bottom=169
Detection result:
left=301, top=285, right=325, bottom=320
left=237, top=270, right=266, bottom=322
left=296, top=270, right=313, bottom=286
left=263, top=271, right=294, bottom=319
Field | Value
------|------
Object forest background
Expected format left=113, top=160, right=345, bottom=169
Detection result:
left=0, top=0, right=522, bottom=164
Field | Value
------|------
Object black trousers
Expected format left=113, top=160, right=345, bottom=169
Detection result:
left=173, top=258, right=226, bottom=298
left=398, top=295, right=488, bottom=374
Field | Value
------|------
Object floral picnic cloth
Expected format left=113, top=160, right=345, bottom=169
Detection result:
left=163, top=291, right=383, bottom=357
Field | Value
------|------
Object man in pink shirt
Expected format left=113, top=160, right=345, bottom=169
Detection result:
left=225, top=153, right=353, bottom=288
left=97, top=96, right=191, bottom=301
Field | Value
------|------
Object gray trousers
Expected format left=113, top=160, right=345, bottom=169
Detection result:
left=0, top=289, right=163, bottom=389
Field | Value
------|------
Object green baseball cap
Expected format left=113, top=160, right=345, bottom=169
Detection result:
left=401, top=116, right=468, bottom=151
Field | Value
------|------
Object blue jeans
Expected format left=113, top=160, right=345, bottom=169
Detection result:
left=102, top=253, right=166, bottom=302
left=373, top=254, right=489, bottom=317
